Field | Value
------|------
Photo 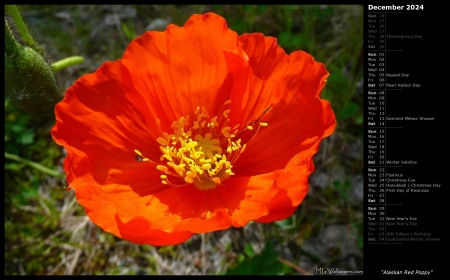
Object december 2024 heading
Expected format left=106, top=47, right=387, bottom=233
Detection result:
left=368, top=4, right=424, bottom=11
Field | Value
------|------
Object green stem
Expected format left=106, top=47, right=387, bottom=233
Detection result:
left=51, top=56, right=85, bottom=72
left=4, top=19, right=20, bottom=54
left=5, top=5, right=37, bottom=49
left=5, top=152, right=64, bottom=178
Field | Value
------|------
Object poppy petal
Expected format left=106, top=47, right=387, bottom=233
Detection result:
left=115, top=214, right=193, bottom=246
left=121, top=12, right=245, bottom=130
left=51, top=60, right=177, bottom=241
left=51, top=60, right=163, bottom=168
left=229, top=33, right=288, bottom=126
left=255, top=153, right=314, bottom=223
left=113, top=174, right=279, bottom=235
left=231, top=34, right=336, bottom=175
left=170, top=175, right=280, bottom=231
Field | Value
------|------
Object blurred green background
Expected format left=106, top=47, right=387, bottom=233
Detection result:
left=5, top=5, right=364, bottom=275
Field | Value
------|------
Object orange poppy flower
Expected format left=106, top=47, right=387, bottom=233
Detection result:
left=51, top=12, right=336, bottom=246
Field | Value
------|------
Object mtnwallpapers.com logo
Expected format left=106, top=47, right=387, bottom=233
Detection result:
left=315, top=267, right=363, bottom=275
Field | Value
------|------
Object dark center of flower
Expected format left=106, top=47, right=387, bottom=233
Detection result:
left=135, top=100, right=270, bottom=191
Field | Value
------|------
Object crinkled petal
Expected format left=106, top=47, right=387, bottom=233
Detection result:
left=255, top=153, right=315, bottom=223
left=51, top=60, right=163, bottom=170
left=114, top=175, right=279, bottom=235
left=115, top=214, right=193, bottom=246
left=228, top=34, right=288, bottom=126
left=121, top=12, right=246, bottom=133
left=51, top=60, right=174, bottom=241
left=231, top=33, right=336, bottom=175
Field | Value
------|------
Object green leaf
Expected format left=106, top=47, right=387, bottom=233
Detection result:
left=275, top=215, right=295, bottom=230
left=226, top=242, right=284, bottom=275
left=244, top=243, right=255, bottom=258
left=338, top=101, right=360, bottom=120
left=18, top=130, right=35, bottom=145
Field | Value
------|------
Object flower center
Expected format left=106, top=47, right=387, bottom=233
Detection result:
left=135, top=101, right=269, bottom=191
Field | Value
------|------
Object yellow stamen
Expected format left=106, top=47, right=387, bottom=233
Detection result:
left=157, top=137, right=168, bottom=146
left=156, top=165, right=168, bottom=172
left=135, top=101, right=270, bottom=190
